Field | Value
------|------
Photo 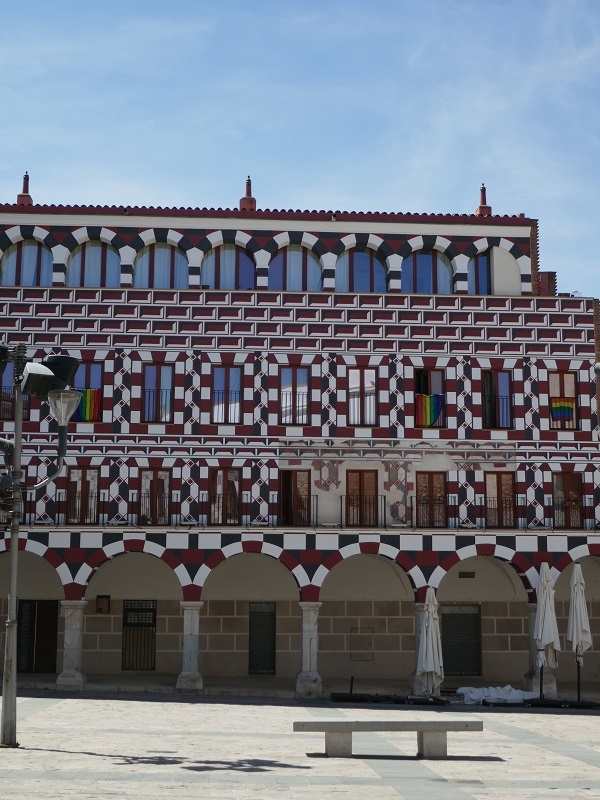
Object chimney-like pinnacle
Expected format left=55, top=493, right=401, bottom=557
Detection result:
left=17, top=171, right=33, bottom=206
left=239, top=175, right=256, bottom=212
left=475, top=182, right=491, bottom=216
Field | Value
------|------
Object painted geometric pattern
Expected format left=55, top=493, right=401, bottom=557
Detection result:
left=0, top=288, right=593, bottom=362
left=4, top=528, right=600, bottom=604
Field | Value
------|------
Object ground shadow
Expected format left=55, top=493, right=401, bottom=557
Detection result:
left=306, top=752, right=504, bottom=762
left=23, top=746, right=309, bottom=772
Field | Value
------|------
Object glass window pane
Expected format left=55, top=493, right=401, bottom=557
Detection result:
left=268, top=251, right=284, bottom=290
left=353, top=251, right=371, bottom=292
left=153, top=244, right=172, bottom=288
left=201, top=250, right=216, bottom=288
left=436, top=254, right=452, bottom=293
left=286, top=246, right=303, bottom=291
left=219, top=245, right=236, bottom=289
left=373, top=259, right=386, bottom=292
left=20, top=243, right=39, bottom=285
left=89, top=364, right=102, bottom=388
left=82, top=242, right=102, bottom=286
left=416, top=253, right=433, bottom=293
left=134, top=248, right=150, bottom=287
left=401, top=256, right=414, bottom=293
left=335, top=251, right=350, bottom=291
left=238, top=250, right=255, bottom=289
left=173, top=249, right=189, bottom=289
left=563, top=374, right=576, bottom=397
left=281, top=368, right=293, bottom=392
left=307, top=252, right=322, bottom=290
left=106, top=247, right=121, bottom=287
left=67, top=250, right=82, bottom=287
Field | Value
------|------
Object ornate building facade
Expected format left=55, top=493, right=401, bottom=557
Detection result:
left=0, top=176, right=598, bottom=697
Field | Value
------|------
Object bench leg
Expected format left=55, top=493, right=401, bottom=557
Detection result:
left=417, top=731, right=448, bottom=758
left=324, top=731, right=353, bottom=757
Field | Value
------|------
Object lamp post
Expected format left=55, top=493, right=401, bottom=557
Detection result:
left=0, top=344, right=81, bottom=748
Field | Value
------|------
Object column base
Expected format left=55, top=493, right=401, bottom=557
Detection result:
left=56, top=670, right=85, bottom=691
left=295, top=671, right=322, bottom=700
left=176, top=671, right=204, bottom=694
left=523, top=669, right=557, bottom=699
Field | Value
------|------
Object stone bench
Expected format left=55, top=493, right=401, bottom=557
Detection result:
left=293, top=717, right=483, bottom=758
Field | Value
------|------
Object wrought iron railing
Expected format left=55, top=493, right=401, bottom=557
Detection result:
left=11, top=490, right=598, bottom=531
left=277, top=492, right=317, bottom=526
left=340, top=494, right=387, bottom=528
left=211, top=390, right=241, bottom=424
left=280, top=392, right=309, bottom=425
left=143, top=389, right=173, bottom=423
left=482, top=394, right=512, bottom=428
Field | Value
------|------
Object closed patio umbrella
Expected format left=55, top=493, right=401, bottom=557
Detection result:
left=567, top=563, right=592, bottom=702
left=533, top=561, right=561, bottom=700
left=416, top=586, right=444, bottom=695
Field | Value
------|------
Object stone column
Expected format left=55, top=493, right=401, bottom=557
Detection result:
left=523, top=602, right=557, bottom=698
left=295, top=601, right=322, bottom=699
left=176, top=601, right=204, bottom=693
left=56, top=600, right=87, bottom=691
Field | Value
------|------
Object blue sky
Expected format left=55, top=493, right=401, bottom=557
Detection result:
left=1, top=0, right=599, bottom=296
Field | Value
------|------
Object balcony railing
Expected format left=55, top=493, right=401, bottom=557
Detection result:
left=211, top=390, right=241, bottom=424
left=9, top=491, right=598, bottom=531
left=341, top=495, right=387, bottom=528
left=277, top=492, right=316, bottom=526
left=348, top=391, right=377, bottom=426
left=143, top=389, right=173, bottom=423
left=482, top=394, right=512, bottom=428
left=280, top=392, right=309, bottom=425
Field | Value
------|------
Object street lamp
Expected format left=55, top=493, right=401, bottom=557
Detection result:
left=0, top=344, right=81, bottom=748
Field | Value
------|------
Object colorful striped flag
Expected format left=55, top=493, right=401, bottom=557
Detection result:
left=74, top=388, right=102, bottom=422
left=550, top=397, right=575, bottom=423
left=416, top=393, right=444, bottom=427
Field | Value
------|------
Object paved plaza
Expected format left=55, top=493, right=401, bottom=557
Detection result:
left=1, top=691, right=600, bottom=799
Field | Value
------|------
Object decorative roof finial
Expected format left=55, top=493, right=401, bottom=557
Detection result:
left=239, top=175, right=256, bottom=212
left=17, top=171, right=33, bottom=206
left=475, top=182, right=491, bottom=216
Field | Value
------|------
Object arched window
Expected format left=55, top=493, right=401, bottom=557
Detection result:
left=201, top=244, right=255, bottom=290
left=335, top=248, right=387, bottom=292
left=0, top=240, right=53, bottom=286
left=401, top=251, right=452, bottom=294
left=268, top=245, right=322, bottom=291
left=133, top=243, right=189, bottom=289
left=467, top=252, right=491, bottom=295
left=67, top=241, right=121, bottom=287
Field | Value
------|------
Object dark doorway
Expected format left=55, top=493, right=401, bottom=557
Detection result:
left=122, top=599, right=157, bottom=670
left=248, top=602, right=276, bottom=675
left=17, top=600, right=58, bottom=673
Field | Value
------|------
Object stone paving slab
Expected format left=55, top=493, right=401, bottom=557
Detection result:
left=1, top=693, right=600, bottom=799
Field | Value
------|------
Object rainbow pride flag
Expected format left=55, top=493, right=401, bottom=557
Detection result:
left=416, top=393, right=444, bottom=427
left=550, top=396, right=575, bottom=423
left=74, top=388, right=102, bottom=422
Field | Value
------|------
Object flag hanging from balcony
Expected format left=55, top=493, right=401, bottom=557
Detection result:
left=416, top=393, right=443, bottom=427
left=74, top=388, right=102, bottom=422
left=550, top=397, right=575, bottom=423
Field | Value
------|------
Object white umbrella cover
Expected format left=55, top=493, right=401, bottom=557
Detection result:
left=567, top=563, right=592, bottom=665
left=533, top=562, right=561, bottom=669
left=416, top=586, right=444, bottom=694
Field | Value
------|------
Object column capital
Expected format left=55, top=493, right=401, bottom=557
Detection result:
left=180, top=601, right=205, bottom=612
left=299, top=601, right=322, bottom=611
left=61, top=600, right=88, bottom=611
